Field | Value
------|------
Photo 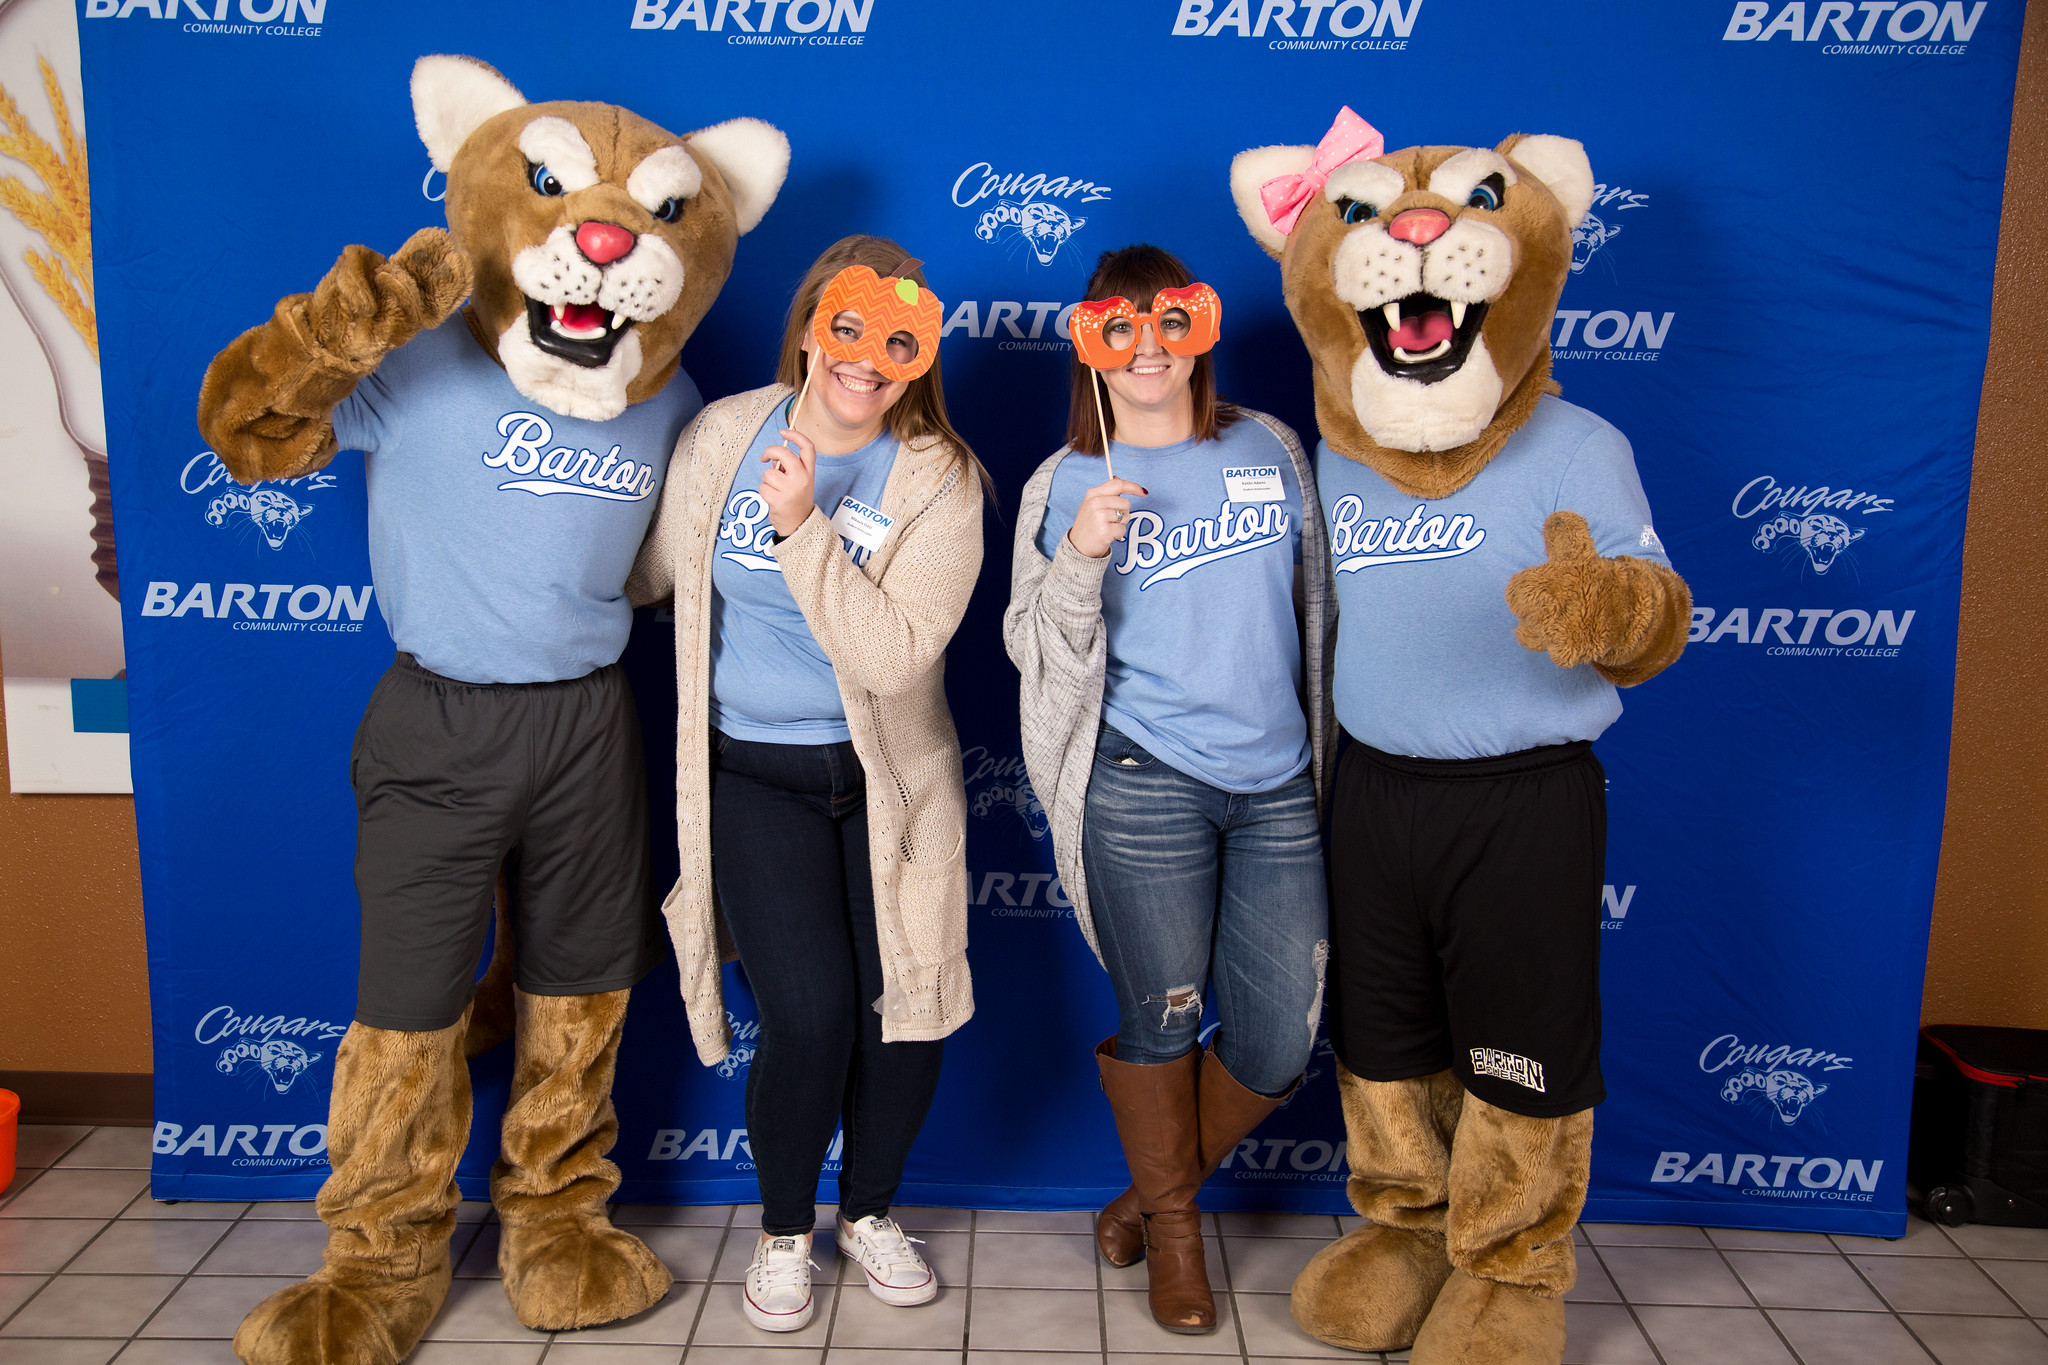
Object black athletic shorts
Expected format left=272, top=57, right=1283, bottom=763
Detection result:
left=1327, top=736, right=1606, bottom=1117
left=349, top=653, right=663, bottom=1031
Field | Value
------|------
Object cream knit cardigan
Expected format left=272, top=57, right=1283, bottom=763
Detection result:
left=628, top=384, right=982, bottom=1066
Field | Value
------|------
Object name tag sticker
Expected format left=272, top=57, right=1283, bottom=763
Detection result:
left=830, top=496, right=894, bottom=554
left=1222, top=466, right=1285, bottom=503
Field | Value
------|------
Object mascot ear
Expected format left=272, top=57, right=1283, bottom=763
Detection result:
left=687, top=118, right=791, bottom=236
left=1501, top=134, right=1594, bottom=231
left=1230, top=144, right=1314, bottom=259
left=413, top=54, right=528, bottom=173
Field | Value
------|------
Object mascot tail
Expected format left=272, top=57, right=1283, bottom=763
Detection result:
left=464, top=869, right=518, bottom=1058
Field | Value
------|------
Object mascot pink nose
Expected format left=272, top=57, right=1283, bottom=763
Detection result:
left=1388, top=209, right=1451, bottom=245
left=575, top=221, right=636, bottom=265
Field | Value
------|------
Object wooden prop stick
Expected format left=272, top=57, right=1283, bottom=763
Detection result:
left=1091, top=369, right=1114, bottom=482
left=791, top=351, right=820, bottom=429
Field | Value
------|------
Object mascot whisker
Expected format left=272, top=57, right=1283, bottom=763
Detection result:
left=198, top=55, right=787, bottom=1365
left=1231, top=109, right=1690, bottom=1365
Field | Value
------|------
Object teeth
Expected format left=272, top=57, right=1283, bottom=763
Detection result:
left=1450, top=301, right=1467, bottom=328
left=1383, top=303, right=1402, bottom=331
left=611, top=312, right=626, bottom=330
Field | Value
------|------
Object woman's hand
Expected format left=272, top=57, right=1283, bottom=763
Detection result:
left=1066, top=477, right=1149, bottom=560
left=761, top=426, right=818, bottom=538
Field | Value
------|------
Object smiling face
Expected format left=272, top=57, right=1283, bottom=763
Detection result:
left=801, top=325, right=909, bottom=431
left=1233, top=131, right=1593, bottom=496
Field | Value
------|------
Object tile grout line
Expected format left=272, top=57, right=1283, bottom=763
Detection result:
left=679, top=1199, right=736, bottom=1361
left=0, top=1129, right=176, bottom=1342
left=1699, top=1230, right=1811, bottom=1363
left=959, top=1206, right=976, bottom=1363
left=119, top=1183, right=245, bottom=1351
left=1946, top=1220, right=2048, bottom=1338
left=1580, top=1234, right=1671, bottom=1365
left=1209, top=1208, right=1251, bottom=1365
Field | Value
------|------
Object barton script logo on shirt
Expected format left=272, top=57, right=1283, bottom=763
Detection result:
left=1328, top=497, right=1487, bottom=572
left=1117, top=501, right=1291, bottom=590
left=482, top=412, right=657, bottom=502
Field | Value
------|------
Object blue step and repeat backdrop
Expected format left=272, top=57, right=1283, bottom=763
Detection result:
left=81, top=0, right=2025, bottom=1234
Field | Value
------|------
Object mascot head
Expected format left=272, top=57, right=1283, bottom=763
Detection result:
left=412, top=55, right=789, bottom=421
left=1231, top=114, right=1593, bottom=499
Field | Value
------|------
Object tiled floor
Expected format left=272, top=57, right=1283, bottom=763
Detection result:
left=4, top=1126, right=2047, bottom=1364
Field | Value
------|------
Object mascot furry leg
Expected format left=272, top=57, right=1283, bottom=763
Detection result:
left=1230, top=116, right=1688, bottom=1364
left=200, top=55, right=788, bottom=1365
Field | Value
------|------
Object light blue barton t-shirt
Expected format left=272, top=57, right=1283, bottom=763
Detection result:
left=708, top=403, right=900, bottom=744
left=331, top=317, right=700, bottom=684
left=1317, top=394, right=1672, bottom=760
left=1037, top=413, right=1310, bottom=794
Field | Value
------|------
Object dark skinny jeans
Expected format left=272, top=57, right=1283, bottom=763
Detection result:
left=709, top=730, right=946, bottom=1236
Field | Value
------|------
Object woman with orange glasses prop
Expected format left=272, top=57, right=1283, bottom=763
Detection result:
left=630, top=235, right=988, bottom=1336
left=1004, top=244, right=1336, bottom=1334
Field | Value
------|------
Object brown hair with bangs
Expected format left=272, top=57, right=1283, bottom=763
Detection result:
left=1065, top=244, right=1240, bottom=457
left=776, top=234, right=990, bottom=495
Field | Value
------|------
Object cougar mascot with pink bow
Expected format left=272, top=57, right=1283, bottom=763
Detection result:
left=1231, top=111, right=1690, bottom=1364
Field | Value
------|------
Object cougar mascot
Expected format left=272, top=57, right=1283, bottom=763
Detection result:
left=1229, top=111, right=1689, bottom=1364
left=196, top=55, right=788, bottom=1365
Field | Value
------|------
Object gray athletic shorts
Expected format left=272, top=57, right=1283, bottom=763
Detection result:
left=350, top=653, right=663, bottom=1031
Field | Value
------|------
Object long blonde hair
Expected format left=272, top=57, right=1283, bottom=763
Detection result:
left=776, top=235, right=990, bottom=495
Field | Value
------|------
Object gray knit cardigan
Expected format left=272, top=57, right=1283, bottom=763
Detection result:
left=1000, top=408, right=1337, bottom=961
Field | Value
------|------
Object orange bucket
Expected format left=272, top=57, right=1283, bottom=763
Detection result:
left=0, top=1088, right=17, bottom=1195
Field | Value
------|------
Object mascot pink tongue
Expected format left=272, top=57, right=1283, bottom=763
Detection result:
left=197, top=53, right=789, bottom=1365
left=1232, top=113, right=1691, bottom=1365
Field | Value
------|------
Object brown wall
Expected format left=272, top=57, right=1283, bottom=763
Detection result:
left=0, top=27, right=2043, bottom=1080
left=0, top=643, right=151, bottom=1073
left=1924, top=4, right=2048, bottom=1030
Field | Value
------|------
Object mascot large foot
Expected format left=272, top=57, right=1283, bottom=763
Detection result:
left=493, top=988, right=671, bottom=1330
left=1096, top=1041, right=1294, bottom=1269
left=1291, top=1066, right=1461, bottom=1352
left=233, top=1014, right=471, bottom=1365
left=1409, top=1096, right=1591, bottom=1365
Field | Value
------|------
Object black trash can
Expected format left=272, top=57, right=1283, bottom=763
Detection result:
left=1909, top=1024, right=2048, bottom=1228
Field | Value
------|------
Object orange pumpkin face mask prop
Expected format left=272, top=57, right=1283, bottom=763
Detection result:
left=1069, top=282, right=1222, bottom=371
left=808, top=264, right=944, bottom=383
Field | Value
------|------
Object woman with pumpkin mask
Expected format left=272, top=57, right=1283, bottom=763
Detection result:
left=1004, top=244, right=1336, bottom=1334
left=630, top=235, right=987, bottom=1333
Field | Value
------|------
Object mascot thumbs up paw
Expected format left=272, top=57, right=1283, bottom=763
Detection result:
left=1508, top=510, right=1691, bottom=683
left=205, top=55, right=788, bottom=1365
left=1232, top=115, right=1689, bottom=1365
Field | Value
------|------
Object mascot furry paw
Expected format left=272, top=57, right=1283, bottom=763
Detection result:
left=1230, top=113, right=1688, bottom=1364
left=200, top=56, right=787, bottom=1365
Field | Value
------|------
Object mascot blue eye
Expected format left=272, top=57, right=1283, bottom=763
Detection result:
left=1336, top=198, right=1376, bottom=225
left=654, top=197, right=684, bottom=223
left=530, top=164, right=565, bottom=197
left=1466, top=174, right=1505, bottom=211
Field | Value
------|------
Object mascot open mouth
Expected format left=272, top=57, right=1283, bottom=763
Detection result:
left=1360, top=293, right=1490, bottom=386
left=525, top=297, right=632, bottom=369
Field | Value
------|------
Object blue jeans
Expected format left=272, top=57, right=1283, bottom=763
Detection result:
left=1081, top=725, right=1329, bottom=1097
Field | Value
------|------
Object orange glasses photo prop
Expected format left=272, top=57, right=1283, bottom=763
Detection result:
left=1068, top=282, right=1222, bottom=477
left=791, top=263, right=943, bottom=423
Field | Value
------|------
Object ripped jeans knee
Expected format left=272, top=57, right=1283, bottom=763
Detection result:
left=1114, top=983, right=1206, bottom=1064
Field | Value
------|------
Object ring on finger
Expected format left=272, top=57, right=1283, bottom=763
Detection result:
left=1111, top=508, right=1124, bottom=521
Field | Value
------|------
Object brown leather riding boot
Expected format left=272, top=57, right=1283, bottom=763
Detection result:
left=1095, top=1038, right=1214, bottom=1333
left=232, top=1011, right=471, bottom=1365
left=1410, top=1096, right=1592, bottom=1365
left=1291, top=1066, right=1465, bottom=1353
left=492, top=988, right=673, bottom=1330
left=1097, top=1040, right=1299, bottom=1269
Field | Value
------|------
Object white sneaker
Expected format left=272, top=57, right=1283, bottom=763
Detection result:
left=836, top=1213, right=938, bottom=1306
left=742, top=1231, right=818, bottom=1332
